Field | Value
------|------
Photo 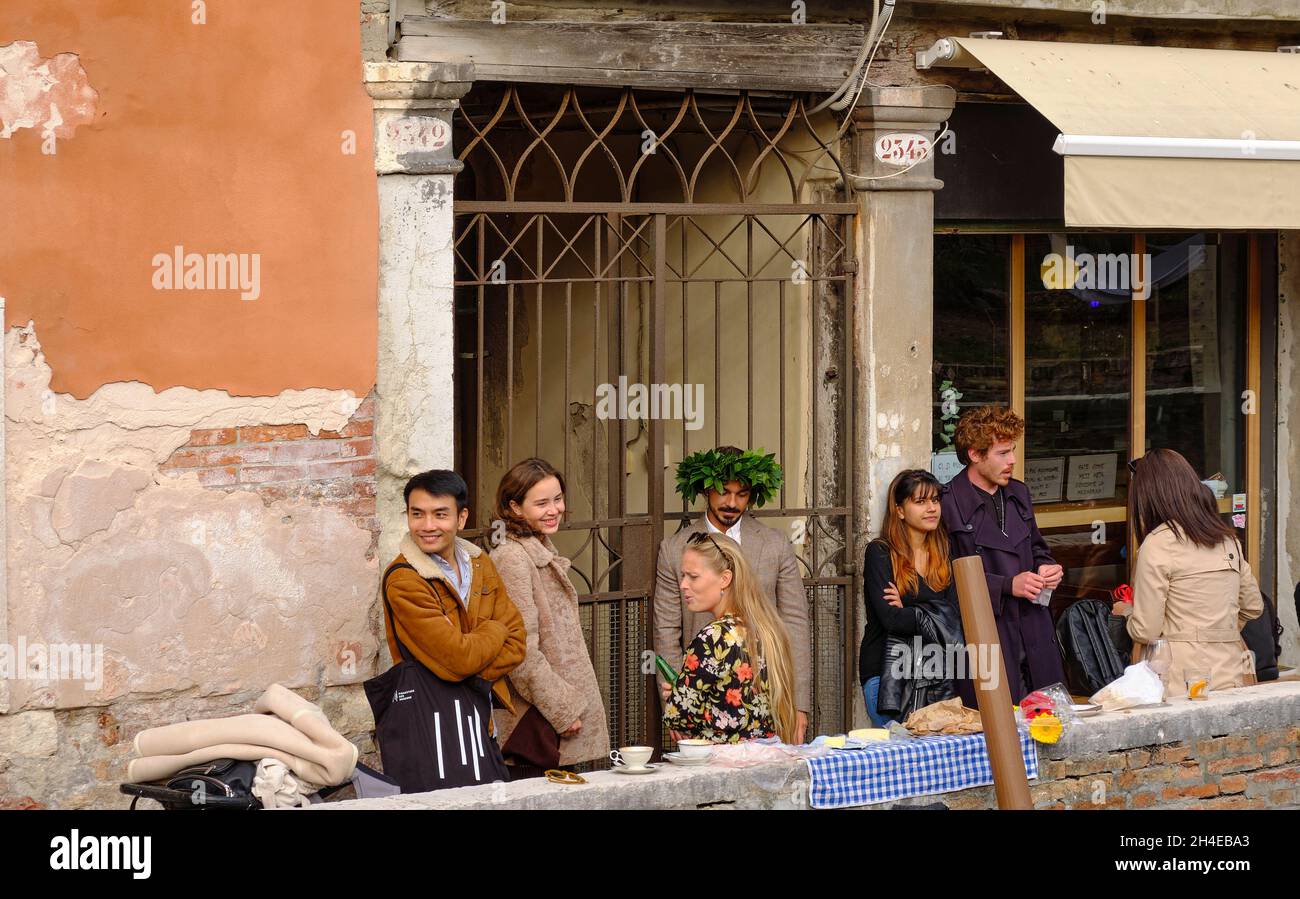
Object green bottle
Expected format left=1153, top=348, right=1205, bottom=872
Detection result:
left=655, top=654, right=680, bottom=684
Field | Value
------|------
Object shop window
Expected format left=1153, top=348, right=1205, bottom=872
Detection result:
left=932, top=234, right=1010, bottom=480
left=932, top=230, right=1271, bottom=611
left=1023, top=234, right=1132, bottom=599
left=1144, top=233, right=1248, bottom=531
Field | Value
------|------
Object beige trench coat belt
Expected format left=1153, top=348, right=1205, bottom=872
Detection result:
left=1162, top=628, right=1241, bottom=642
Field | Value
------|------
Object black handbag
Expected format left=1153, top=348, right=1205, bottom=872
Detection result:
left=119, top=758, right=262, bottom=810
left=364, top=563, right=509, bottom=793
left=1056, top=599, right=1127, bottom=695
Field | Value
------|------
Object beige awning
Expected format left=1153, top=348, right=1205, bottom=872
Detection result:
left=920, top=38, right=1300, bottom=229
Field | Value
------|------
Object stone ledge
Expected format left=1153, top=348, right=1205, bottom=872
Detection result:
left=317, top=681, right=1300, bottom=810
left=1043, top=679, right=1300, bottom=761
left=315, top=757, right=810, bottom=811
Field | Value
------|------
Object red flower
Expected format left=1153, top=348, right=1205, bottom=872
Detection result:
left=1111, top=583, right=1134, bottom=604
left=704, top=709, right=713, bottom=723
left=1020, top=690, right=1053, bottom=720
left=725, top=688, right=743, bottom=707
left=684, top=653, right=700, bottom=672
left=735, top=661, right=754, bottom=683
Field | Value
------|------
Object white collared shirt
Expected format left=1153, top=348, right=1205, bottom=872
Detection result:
left=704, top=515, right=743, bottom=545
left=429, top=545, right=472, bottom=608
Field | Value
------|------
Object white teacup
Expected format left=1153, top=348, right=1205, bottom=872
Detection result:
left=676, top=738, right=712, bottom=760
left=610, top=746, right=654, bottom=770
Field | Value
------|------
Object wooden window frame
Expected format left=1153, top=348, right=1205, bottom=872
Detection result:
left=977, top=230, right=1264, bottom=572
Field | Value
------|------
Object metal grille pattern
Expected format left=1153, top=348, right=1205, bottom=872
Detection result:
left=456, top=84, right=850, bottom=205
left=452, top=85, right=857, bottom=753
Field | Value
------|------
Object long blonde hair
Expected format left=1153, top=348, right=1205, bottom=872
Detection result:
left=683, top=533, right=798, bottom=743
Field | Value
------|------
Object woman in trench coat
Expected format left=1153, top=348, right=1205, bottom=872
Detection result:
left=1116, top=449, right=1264, bottom=692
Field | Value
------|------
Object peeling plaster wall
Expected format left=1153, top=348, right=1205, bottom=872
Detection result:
left=0, top=3, right=377, bottom=398
left=0, top=40, right=97, bottom=140
left=0, top=3, right=383, bottom=807
left=1, top=325, right=381, bottom=808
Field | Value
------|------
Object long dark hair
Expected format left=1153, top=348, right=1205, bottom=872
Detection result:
left=494, top=458, right=567, bottom=538
left=877, top=469, right=952, bottom=595
left=1129, top=449, right=1236, bottom=549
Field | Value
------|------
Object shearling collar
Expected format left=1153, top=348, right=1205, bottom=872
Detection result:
left=513, top=534, right=570, bottom=573
left=399, top=531, right=482, bottom=584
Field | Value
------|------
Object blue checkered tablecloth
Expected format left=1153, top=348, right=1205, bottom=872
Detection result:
left=804, top=730, right=1039, bottom=809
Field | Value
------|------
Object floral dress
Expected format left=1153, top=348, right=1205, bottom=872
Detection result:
left=662, top=613, right=775, bottom=743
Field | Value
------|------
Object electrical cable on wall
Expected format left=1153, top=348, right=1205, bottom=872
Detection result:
left=808, top=0, right=888, bottom=115
left=831, top=0, right=896, bottom=109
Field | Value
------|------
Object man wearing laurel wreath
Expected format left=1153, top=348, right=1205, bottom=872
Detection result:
left=653, top=446, right=811, bottom=744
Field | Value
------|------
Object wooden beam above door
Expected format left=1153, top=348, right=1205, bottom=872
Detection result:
left=392, top=18, right=867, bottom=92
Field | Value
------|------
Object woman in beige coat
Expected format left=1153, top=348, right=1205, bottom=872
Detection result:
left=490, top=458, right=609, bottom=777
left=1116, top=450, right=1264, bottom=693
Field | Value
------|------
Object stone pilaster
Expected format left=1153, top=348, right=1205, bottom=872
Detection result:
left=365, top=61, right=474, bottom=565
left=850, top=85, right=956, bottom=540
left=848, top=85, right=955, bottom=726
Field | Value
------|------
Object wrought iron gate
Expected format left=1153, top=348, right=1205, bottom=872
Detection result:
left=451, top=83, right=858, bottom=755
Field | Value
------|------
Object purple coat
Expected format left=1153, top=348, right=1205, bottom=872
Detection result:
left=941, top=469, right=1066, bottom=704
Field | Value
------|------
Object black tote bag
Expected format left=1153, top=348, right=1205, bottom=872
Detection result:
left=364, top=563, right=509, bottom=793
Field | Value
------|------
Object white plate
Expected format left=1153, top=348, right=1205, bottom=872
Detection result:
left=664, top=752, right=711, bottom=766
left=612, top=763, right=662, bottom=775
left=1071, top=703, right=1102, bottom=717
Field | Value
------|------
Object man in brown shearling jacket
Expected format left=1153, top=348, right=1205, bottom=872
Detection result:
left=383, top=470, right=526, bottom=714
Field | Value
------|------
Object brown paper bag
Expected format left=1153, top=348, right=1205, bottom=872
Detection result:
left=903, top=697, right=983, bottom=735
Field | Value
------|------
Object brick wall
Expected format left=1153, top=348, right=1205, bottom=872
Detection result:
left=161, top=395, right=378, bottom=553
left=982, top=724, right=1299, bottom=810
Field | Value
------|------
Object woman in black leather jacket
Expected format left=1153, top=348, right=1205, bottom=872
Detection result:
left=859, top=469, right=966, bottom=726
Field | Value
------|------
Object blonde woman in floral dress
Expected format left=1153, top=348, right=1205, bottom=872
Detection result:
left=662, top=532, right=799, bottom=744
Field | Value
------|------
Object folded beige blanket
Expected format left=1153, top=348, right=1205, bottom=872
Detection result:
left=127, top=684, right=358, bottom=787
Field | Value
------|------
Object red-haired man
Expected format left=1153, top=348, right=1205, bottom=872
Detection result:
left=940, top=405, right=1066, bottom=703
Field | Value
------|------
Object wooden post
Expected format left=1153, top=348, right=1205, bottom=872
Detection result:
left=953, top=554, right=1033, bottom=810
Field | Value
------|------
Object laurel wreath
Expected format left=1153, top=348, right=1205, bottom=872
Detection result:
left=674, top=448, right=784, bottom=508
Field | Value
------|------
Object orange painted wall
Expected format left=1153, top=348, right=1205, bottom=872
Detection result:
left=0, top=0, right=377, bottom=398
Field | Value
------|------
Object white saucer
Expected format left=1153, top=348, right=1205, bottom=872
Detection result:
left=664, top=752, right=711, bottom=766
left=612, top=763, right=661, bottom=775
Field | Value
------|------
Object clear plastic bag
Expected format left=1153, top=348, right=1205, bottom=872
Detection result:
left=1020, top=681, right=1076, bottom=744
left=1089, top=661, right=1165, bottom=710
